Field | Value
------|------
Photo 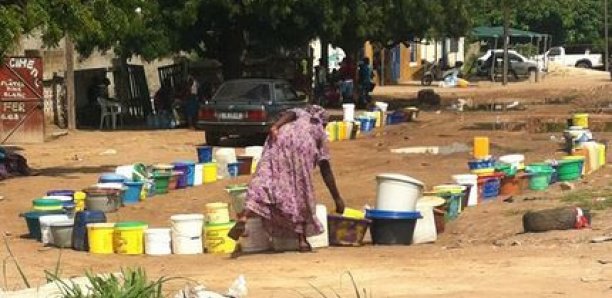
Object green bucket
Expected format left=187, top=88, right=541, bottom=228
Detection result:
left=495, top=163, right=517, bottom=177
left=527, top=168, right=554, bottom=191
left=152, top=173, right=171, bottom=194
left=557, top=159, right=582, bottom=181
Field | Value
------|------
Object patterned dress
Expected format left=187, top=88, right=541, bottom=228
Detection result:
left=244, top=107, right=330, bottom=238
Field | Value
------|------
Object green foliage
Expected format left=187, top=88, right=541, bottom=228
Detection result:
left=49, top=267, right=174, bottom=298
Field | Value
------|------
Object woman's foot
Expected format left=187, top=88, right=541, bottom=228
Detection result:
left=228, top=221, right=246, bottom=241
left=298, top=235, right=313, bottom=253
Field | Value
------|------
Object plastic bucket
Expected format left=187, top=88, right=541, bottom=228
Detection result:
left=204, top=222, right=237, bottom=254
left=239, top=217, right=271, bottom=253
left=203, top=162, right=217, bottom=184
left=22, top=211, right=63, bottom=241
left=527, top=169, right=553, bottom=191
left=205, top=202, right=230, bottom=224
left=343, top=104, right=355, bottom=122
left=327, top=215, right=371, bottom=246
left=172, top=163, right=190, bottom=188
left=168, top=171, right=180, bottom=190
left=99, top=173, right=127, bottom=184
left=43, top=196, right=74, bottom=208
left=87, top=223, right=115, bottom=254
left=84, top=188, right=122, bottom=213
left=375, top=174, right=424, bottom=212
left=152, top=173, right=171, bottom=194
left=307, top=204, right=329, bottom=248
left=152, top=164, right=174, bottom=175
left=46, top=190, right=75, bottom=198
left=500, top=175, right=521, bottom=196
left=114, top=221, right=148, bottom=255
left=225, top=184, right=248, bottom=214
left=326, top=122, right=338, bottom=141
left=50, top=220, right=74, bottom=248
left=227, top=162, right=240, bottom=178
left=171, top=214, right=204, bottom=237
left=236, top=156, right=253, bottom=176
left=452, top=174, right=478, bottom=207
left=197, top=146, right=213, bottom=163
left=39, top=214, right=70, bottom=245
left=122, top=181, right=144, bottom=206
left=145, top=228, right=172, bottom=256
left=172, top=235, right=203, bottom=254
left=32, top=198, right=63, bottom=211
left=473, top=137, right=490, bottom=159
left=337, top=121, right=347, bottom=140
left=72, top=211, right=106, bottom=251
left=194, top=164, right=204, bottom=186
left=499, top=154, right=525, bottom=170
left=573, top=113, right=589, bottom=128
left=359, top=117, right=375, bottom=133
left=413, top=197, right=445, bottom=244
left=215, top=148, right=237, bottom=179
left=557, top=159, right=582, bottom=181
left=366, top=210, right=421, bottom=245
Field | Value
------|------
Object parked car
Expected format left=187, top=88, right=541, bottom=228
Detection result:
left=476, top=50, right=539, bottom=79
left=541, top=45, right=604, bottom=69
left=196, top=78, right=308, bottom=145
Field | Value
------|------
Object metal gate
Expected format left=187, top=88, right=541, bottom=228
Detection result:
left=0, top=57, right=45, bottom=143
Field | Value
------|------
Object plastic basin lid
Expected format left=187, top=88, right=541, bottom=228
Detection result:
left=417, top=196, right=446, bottom=207
left=123, top=181, right=144, bottom=186
left=33, top=199, right=63, bottom=206
left=205, top=221, right=236, bottom=229
left=376, top=173, right=424, bottom=187
left=366, top=209, right=422, bottom=220
left=50, top=220, right=74, bottom=227
left=115, top=221, right=148, bottom=229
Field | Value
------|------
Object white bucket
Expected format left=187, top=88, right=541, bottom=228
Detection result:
left=145, top=228, right=172, bottom=256
left=170, top=214, right=204, bottom=237
left=413, top=200, right=439, bottom=244
left=307, top=204, right=329, bottom=248
left=245, top=146, right=264, bottom=173
left=499, top=154, right=525, bottom=170
left=342, top=104, right=356, bottom=122
left=171, top=234, right=203, bottom=255
left=39, top=214, right=70, bottom=245
left=375, top=174, right=424, bottom=212
left=239, top=217, right=271, bottom=253
left=194, top=164, right=204, bottom=186
left=452, top=174, right=478, bottom=207
left=215, top=148, right=237, bottom=179
left=115, top=165, right=135, bottom=180
left=375, top=102, right=389, bottom=113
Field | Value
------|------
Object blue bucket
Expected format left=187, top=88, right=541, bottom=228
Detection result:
left=482, top=178, right=501, bottom=199
left=174, top=161, right=195, bottom=187
left=359, top=117, right=375, bottom=133
left=365, top=210, right=422, bottom=219
left=227, top=162, right=240, bottom=178
left=99, top=173, right=127, bottom=184
left=122, top=181, right=144, bottom=205
left=197, top=146, right=213, bottom=163
left=72, top=211, right=106, bottom=251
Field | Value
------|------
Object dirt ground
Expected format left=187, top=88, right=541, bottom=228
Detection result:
left=2, top=71, right=612, bottom=297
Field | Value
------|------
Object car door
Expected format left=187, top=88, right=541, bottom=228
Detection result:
left=548, top=47, right=563, bottom=65
left=508, top=53, right=527, bottom=75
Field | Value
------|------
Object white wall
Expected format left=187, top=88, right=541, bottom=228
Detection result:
left=420, top=37, right=465, bottom=66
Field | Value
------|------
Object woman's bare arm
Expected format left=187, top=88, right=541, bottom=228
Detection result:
left=319, top=160, right=345, bottom=214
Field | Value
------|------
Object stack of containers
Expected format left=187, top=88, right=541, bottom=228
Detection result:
left=366, top=174, right=423, bottom=245
left=203, top=203, right=236, bottom=254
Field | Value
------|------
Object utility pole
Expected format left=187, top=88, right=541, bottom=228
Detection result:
left=502, top=0, right=510, bottom=86
left=605, top=0, right=609, bottom=72
left=65, top=36, right=76, bottom=130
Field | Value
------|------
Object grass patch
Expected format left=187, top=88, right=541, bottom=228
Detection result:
left=561, top=188, right=612, bottom=210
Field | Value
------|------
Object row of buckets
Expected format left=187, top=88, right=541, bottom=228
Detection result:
left=20, top=146, right=267, bottom=255
left=328, top=103, right=419, bottom=142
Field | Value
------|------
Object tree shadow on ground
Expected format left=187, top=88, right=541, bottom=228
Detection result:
left=37, top=165, right=116, bottom=178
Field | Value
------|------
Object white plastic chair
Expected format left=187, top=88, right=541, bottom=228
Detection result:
left=97, top=97, right=123, bottom=129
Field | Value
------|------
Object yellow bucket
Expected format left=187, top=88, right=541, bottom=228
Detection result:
left=326, top=122, right=337, bottom=142
left=203, top=162, right=217, bottom=184
left=87, top=223, right=115, bottom=254
left=204, top=222, right=236, bottom=254
left=337, top=121, right=347, bottom=140
left=597, top=143, right=606, bottom=167
left=342, top=208, right=365, bottom=219
left=473, top=137, right=490, bottom=159
left=572, top=113, right=589, bottom=128
left=205, top=202, right=230, bottom=224
left=113, top=222, right=148, bottom=255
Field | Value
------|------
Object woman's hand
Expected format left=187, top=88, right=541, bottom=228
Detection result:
left=334, top=197, right=346, bottom=214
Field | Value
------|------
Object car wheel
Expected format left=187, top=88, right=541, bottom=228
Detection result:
left=205, top=131, right=222, bottom=146
left=575, top=61, right=591, bottom=69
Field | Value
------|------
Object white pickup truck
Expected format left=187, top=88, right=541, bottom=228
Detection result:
left=542, top=46, right=604, bottom=69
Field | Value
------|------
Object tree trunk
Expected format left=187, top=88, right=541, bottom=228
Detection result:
left=65, top=37, right=76, bottom=130
left=502, top=1, right=510, bottom=86
left=219, top=28, right=247, bottom=80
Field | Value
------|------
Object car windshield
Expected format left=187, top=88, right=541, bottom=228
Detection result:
left=213, top=81, right=271, bottom=102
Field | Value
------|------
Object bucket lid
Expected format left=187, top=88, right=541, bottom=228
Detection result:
left=83, top=187, right=122, bottom=195
left=206, top=202, right=229, bottom=209
left=366, top=209, right=422, bottom=220
left=145, top=228, right=171, bottom=234
left=170, top=214, right=204, bottom=221
left=50, top=220, right=74, bottom=227
left=153, top=164, right=174, bottom=170
left=225, top=184, right=248, bottom=193
left=92, top=183, right=125, bottom=190
left=33, top=198, right=63, bottom=206
left=174, top=160, right=196, bottom=166
left=417, top=196, right=447, bottom=207
left=115, top=221, right=148, bottom=229
left=203, top=162, right=217, bottom=167
left=99, top=173, right=127, bottom=180
left=39, top=214, right=70, bottom=223
left=205, top=221, right=236, bottom=229
left=46, top=189, right=75, bottom=196
left=43, top=195, right=73, bottom=202
left=87, top=223, right=115, bottom=229
left=376, top=173, right=424, bottom=187
left=123, top=181, right=144, bottom=186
